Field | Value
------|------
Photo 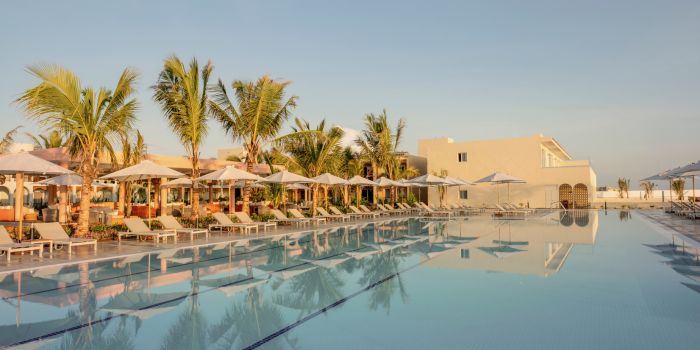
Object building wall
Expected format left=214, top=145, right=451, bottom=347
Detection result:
left=417, top=135, right=596, bottom=208
left=217, top=147, right=246, bottom=161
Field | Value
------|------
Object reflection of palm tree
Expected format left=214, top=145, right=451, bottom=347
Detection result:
left=57, top=263, right=134, bottom=349
left=160, top=248, right=208, bottom=350
left=273, top=267, right=345, bottom=316
left=357, top=251, right=408, bottom=313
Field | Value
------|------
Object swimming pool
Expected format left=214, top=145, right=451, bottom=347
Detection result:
left=1, top=210, right=699, bottom=349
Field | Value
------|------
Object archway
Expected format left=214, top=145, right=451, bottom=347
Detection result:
left=558, top=184, right=573, bottom=209
left=573, top=183, right=588, bottom=208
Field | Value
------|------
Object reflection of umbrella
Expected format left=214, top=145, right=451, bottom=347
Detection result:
left=479, top=245, right=525, bottom=258
left=0, top=315, right=79, bottom=346
left=475, top=172, right=526, bottom=204
left=302, top=256, right=351, bottom=269
left=345, top=246, right=380, bottom=259
left=101, top=291, right=188, bottom=319
left=0, top=152, right=73, bottom=239
left=101, top=160, right=185, bottom=225
left=258, top=263, right=318, bottom=280
left=200, top=274, right=268, bottom=297
left=425, top=243, right=450, bottom=259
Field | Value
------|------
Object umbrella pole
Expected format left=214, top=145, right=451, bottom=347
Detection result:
left=147, top=176, right=152, bottom=228
left=693, top=176, right=696, bottom=213
left=507, top=183, right=510, bottom=204
left=15, top=172, right=24, bottom=242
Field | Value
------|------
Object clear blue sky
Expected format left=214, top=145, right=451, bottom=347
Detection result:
left=1, top=0, right=698, bottom=187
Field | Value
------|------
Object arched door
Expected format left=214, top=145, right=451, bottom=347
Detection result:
left=559, top=184, right=573, bottom=209
left=573, top=183, right=588, bottom=208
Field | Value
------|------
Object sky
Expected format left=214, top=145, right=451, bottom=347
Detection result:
left=1, top=0, right=698, bottom=187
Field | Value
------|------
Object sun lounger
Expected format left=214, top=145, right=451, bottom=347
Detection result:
left=233, top=212, right=277, bottom=231
left=270, top=209, right=310, bottom=227
left=0, top=226, right=43, bottom=261
left=349, top=205, right=381, bottom=218
left=329, top=206, right=365, bottom=219
left=210, top=213, right=259, bottom=234
left=34, top=222, right=98, bottom=255
left=119, top=218, right=178, bottom=244
left=288, top=209, right=326, bottom=225
left=359, top=205, right=389, bottom=216
left=378, top=203, right=408, bottom=215
left=417, top=203, right=452, bottom=218
left=157, top=215, right=209, bottom=241
left=316, top=207, right=350, bottom=222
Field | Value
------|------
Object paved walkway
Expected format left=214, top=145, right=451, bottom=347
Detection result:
left=0, top=216, right=435, bottom=275
left=637, top=210, right=700, bottom=251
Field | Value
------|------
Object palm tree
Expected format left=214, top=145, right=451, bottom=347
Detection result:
left=617, top=178, right=630, bottom=199
left=640, top=181, right=656, bottom=200
left=209, top=75, right=297, bottom=214
left=0, top=126, right=21, bottom=153
left=672, top=179, right=685, bottom=200
left=118, top=131, right=146, bottom=216
left=16, top=64, right=138, bottom=235
left=153, top=55, right=213, bottom=219
left=25, top=130, right=65, bottom=149
left=355, top=110, right=406, bottom=204
left=277, top=118, right=344, bottom=215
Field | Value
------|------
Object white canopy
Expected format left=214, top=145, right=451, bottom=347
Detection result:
left=348, top=175, right=376, bottom=186
left=443, top=176, right=472, bottom=186
left=312, top=173, right=349, bottom=185
left=261, top=170, right=316, bottom=184
left=36, top=174, right=84, bottom=186
left=161, top=178, right=195, bottom=188
left=101, top=160, right=185, bottom=181
left=475, top=172, right=526, bottom=184
left=670, top=161, right=700, bottom=177
left=196, top=165, right=262, bottom=182
left=0, top=152, right=73, bottom=175
left=287, top=183, right=310, bottom=190
left=375, top=176, right=403, bottom=187
left=408, top=174, right=451, bottom=186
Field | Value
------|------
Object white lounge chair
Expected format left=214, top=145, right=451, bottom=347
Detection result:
left=349, top=205, right=380, bottom=218
left=329, top=206, right=365, bottom=220
left=316, top=207, right=350, bottom=222
left=233, top=212, right=277, bottom=232
left=270, top=209, right=309, bottom=227
left=157, top=215, right=209, bottom=241
left=359, top=205, right=389, bottom=216
left=0, top=226, right=43, bottom=262
left=119, top=218, right=178, bottom=244
left=288, top=209, right=326, bottom=225
left=210, top=213, right=259, bottom=235
left=34, top=222, right=98, bottom=255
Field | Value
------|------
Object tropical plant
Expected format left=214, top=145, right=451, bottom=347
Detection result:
left=640, top=181, right=656, bottom=200
left=119, top=131, right=146, bottom=215
left=25, top=130, right=65, bottom=149
left=153, top=55, right=213, bottom=219
left=672, top=178, right=685, bottom=200
left=277, top=118, right=344, bottom=214
left=209, top=75, right=297, bottom=214
left=16, top=64, right=138, bottom=235
left=355, top=110, right=406, bottom=204
left=0, top=126, right=22, bottom=153
left=617, top=178, right=630, bottom=198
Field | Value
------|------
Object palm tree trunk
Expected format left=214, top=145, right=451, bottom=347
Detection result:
left=77, top=170, right=94, bottom=236
left=242, top=160, right=254, bottom=214
left=191, top=153, right=200, bottom=219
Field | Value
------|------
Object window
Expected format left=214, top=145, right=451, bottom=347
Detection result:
left=460, top=249, right=470, bottom=259
left=459, top=190, right=468, bottom=199
left=458, top=152, right=468, bottom=162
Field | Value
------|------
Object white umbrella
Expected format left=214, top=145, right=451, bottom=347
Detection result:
left=642, top=167, right=681, bottom=203
left=286, top=183, right=310, bottom=190
left=348, top=175, right=376, bottom=206
left=443, top=176, right=472, bottom=186
left=101, top=160, right=185, bottom=225
left=35, top=174, right=83, bottom=186
left=375, top=177, right=403, bottom=206
left=0, top=153, right=73, bottom=239
left=311, top=173, right=349, bottom=208
left=408, top=174, right=451, bottom=206
left=160, top=178, right=194, bottom=188
left=475, top=172, right=526, bottom=204
left=261, top=171, right=316, bottom=211
left=196, top=165, right=263, bottom=213
left=670, top=161, right=700, bottom=206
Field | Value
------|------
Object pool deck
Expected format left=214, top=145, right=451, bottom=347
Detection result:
left=637, top=210, right=700, bottom=251
left=0, top=216, right=427, bottom=275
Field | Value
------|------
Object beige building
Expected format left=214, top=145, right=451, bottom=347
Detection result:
left=417, top=134, right=596, bottom=208
left=217, top=147, right=247, bottom=161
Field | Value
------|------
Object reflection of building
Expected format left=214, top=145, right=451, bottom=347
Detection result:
left=417, top=134, right=597, bottom=208
left=424, top=211, right=598, bottom=276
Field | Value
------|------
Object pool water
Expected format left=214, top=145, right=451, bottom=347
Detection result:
left=1, top=210, right=700, bottom=349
